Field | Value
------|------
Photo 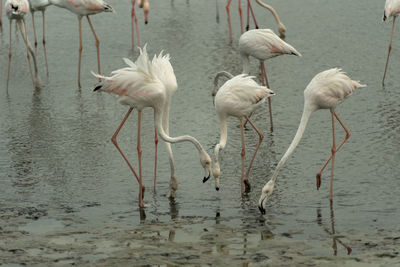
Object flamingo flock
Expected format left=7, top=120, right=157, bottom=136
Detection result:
left=3, top=0, right=397, bottom=215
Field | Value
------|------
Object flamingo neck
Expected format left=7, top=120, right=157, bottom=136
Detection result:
left=255, top=0, right=282, bottom=26
left=241, top=53, right=251, bottom=74
left=214, top=117, right=228, bottom=166
left=270, top=105, right=314, bottom=184
left=212, top=71, right=234, bottom=96
left=161, top=96, right=176, bottom=177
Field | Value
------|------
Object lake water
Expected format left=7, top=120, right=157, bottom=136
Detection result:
left=0, top=0, right=399, bottom=265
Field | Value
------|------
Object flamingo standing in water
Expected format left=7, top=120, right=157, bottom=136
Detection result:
left=382, top=0, right=400, bottom=86
left=29, top=0, right=51, bottom=76
left=239, top=28, right=301, bottom=131
left=211, top=71, right=275, bottom=193
left=92, top=47, right=212, bottom=207
left=5, top=0, right=40, bottom=91
left=226, top=0, right=286, bottom=43
left=258, top=68, right=365, bottom=214
left=49, top=0, right=114, bottom=88
left=131, top=0, right=149, bottom=50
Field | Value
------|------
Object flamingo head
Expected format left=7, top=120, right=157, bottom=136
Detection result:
left=258, top=180, right=275, bottom=214
left=200, top=150, right=212, bottom=184
left=212, top=162, right=220, bottom=191
left=143, top=0, right=150, bottom=24
left=277, top=22, right=286, bottom=39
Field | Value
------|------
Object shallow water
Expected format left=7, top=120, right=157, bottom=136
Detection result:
left=0, top=0, right=399, bottom=265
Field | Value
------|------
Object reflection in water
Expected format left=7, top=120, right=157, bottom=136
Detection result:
left=169, top=197, right=179, bottom=220
left=317, top=203, right=352, bottom=256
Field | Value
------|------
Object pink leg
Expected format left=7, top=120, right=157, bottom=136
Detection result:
left=316, top=112, right=350, bottom=189
left=42, top=10, right=49, bottom=77
left=153, top=112, right=158, bottom=191
left=137, top=111, right=143, bottom=186
left=329, top=112, right=337, bottom=202
left=20, top=20, right=35, bottom=89
left=131, top=0, right=141, bottom=50
left=87, top=16, right=101, bottom=78
left=226, top=0, right=233, bottom=43
left=260, top=62, right=273, bottom=132
left=246, top=0, right=250, bottom=31
left=31, top=12, right=38, bottom=56
left=247, top=0, right=259, bottom=29
left=244, top=116, right=263, bottom=190
left=238, top=0, right=243, bottom=34
left=111, top=108, right=145, bottom=207
left=382, top=16, right=396, bottom=86
left=240, top=119, right=248, bottom=194
left=77, top=17, right=83, bottom=88
left=6, top=20, right=13, bottom=93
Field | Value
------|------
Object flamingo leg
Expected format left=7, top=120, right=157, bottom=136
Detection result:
left=246, top=0, right=250, bottom=31
left=78, top=16, right=83, bottom=88
left=86, top=16, right=101, bottom=78
left=6, top=20, right=13, bottom=93
left=153, top=112, right=158, bottom=191
left=329, top=112, right=337, bottom=202
left=137, top=111, right=144, bottom=199
left=238, top=0, right=243, bottom=34
left=247, top=0, right=259, bottom=29
left=19, top=20, right=36, bottom=89
left=111, top=108, right=145, bottom=207
left=31, top=11, right=38, bottom=55
left=244, top=116, right=263, bottom=189
left=0, top=0, right=2, bottom=33
left=131, top=0, right=141, bottom=50
left=226, top=0, right=233, bottom=43
left=383, top=16, right=396, bottom=86
left=316, top=112, right=350, bottom=189
left=42, top=10, right=49, bottom=77
left=260, top=61, right=273, bottom=132
left=240, top=119, right=249, bottom=193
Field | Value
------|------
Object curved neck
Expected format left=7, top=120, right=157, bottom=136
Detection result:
left=212, top=71, right=234, bottom=96
left=154, top=108, right=204, bottom=153
left=241, top=53, right=251, bottom=74
left=214, top=117, right=228, bottom=165
left=270, top=105, right=314, bottom=183
left=255, top=0, right=282, bottom=26
left=161, top=96, right=176, bottom=176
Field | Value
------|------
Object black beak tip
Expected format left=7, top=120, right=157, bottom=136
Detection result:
left=145, top=21, right=148, bottom=25
left=203, top=175, right=210, bottom=183
left=258, top=206, right=266, bottom=215
left=216, top=187, right=219, bottom=191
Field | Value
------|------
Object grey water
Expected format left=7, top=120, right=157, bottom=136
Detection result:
left=0, top=0, right=399, bottom=265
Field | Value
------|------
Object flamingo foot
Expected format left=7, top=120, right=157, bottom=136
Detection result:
left=316, top=173, right=321, bottom=190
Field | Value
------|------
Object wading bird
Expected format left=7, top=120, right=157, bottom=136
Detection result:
left=29, top=0, right=51, bottom=76
left=92, top=47, right=212, bottom=207
left=49, top=0, right=114, bottom=88
left=5, top=0, right=40, bottom=91
left=239, top=28, right=301, bottom=131
left=131, top=0, right=149, bottom=50
left=211, top=71, right=275, bottom=193
left=382, top=0, right=400, bottom=86
left=258, top=68, right=365, bottom=214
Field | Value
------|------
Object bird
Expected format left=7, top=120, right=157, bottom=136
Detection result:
left=258, top=68, right=365, bottom=214
left=48, top=0, right=114, bottom=88
left=5, top=0, right=41, bottom=91
left=211, top=71, right=275, bottom=193
left=225, top=0, right=286, bottom=44
left=1, top=0, right=3, bottom=33
left=29, top=0, right=51, bottom=76
left=382, top=0, right=400, bottom=86
left=239, top=28, right=301, bottom=131
left=131, top=0, right=149, bottom=50
left=92, top=46, right=212, bottom=207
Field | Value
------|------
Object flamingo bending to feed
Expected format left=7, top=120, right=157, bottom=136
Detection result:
left=211, top=71, right=275, bottom=193
left=92, top=47, right=212, bottom=207
left=5, top=0, right=40, bottom=91
left=258, top=68, right=365, bottom=214
left=239, top=28, right=301, bottom=131
left=49, top=0, right=114, bottom=88
left=382, top=0, right=400, bottom=86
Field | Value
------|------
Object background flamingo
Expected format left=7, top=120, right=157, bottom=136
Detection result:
left=382, top=0, right=400, bottom=86
left=1, top=0, right=3, bottom=33
left=211, top=72, right=275, bottom=193
left=49, top=0, right=114, bottom=88
left=131, top=0, right=149, bottom=50
left=239, top=28, right=301, bottom=131
left=5, top=0, right=40, bottom=91
left=258, top=68, right=365, bottom=214
left=92, top=47, right=212, bottom=207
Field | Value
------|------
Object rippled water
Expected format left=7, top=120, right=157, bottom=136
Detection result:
left=0, top=0, right=399, bottom=265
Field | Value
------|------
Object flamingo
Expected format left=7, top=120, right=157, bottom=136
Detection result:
left=239, top=28, right=301, bottom=131
left=1, top=0, right=3, bottom=33
left=131, top=0, right=149, bottom=50
left=211, top=71, right=275, bottom=193
left=226, top=0, right=286, bottom=43
left=29, top=0, right=51, bottom=76
left=49, top=0, right=114, bottom=88
left=382, top=0, right=400, bottom=86
left=5, top=0, right=41, bottom=91
left=92, top=47, right=212, bottom=207
left=258, top=68, right=365, bottom=214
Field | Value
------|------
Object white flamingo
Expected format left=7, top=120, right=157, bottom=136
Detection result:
left=239, top=28, right=301, bottom=131
left=258, top=68, right=365, bottom=214
left=49, top=0, right=114, bottom=88
left=211, top=71, right=275, bottom=193
left=382, top=0, right=400, bottom=86
left=92, top=47, right=212, bottom=207
left=5, top=0, right=40, bottom=91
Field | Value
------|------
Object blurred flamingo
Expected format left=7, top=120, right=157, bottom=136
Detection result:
left=258, top=68, right=365, bottom=214
left=92, top=46, right=212, bottom=207
left=131, top=0, right=149, bottom=50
